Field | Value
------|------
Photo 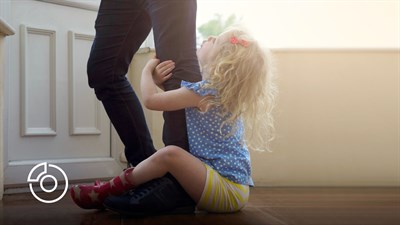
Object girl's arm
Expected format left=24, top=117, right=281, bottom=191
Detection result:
left=141, top=58, right=204, bottom=111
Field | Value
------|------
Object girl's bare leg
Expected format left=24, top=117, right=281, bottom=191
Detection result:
left=128, top=145, right=207, bottom=203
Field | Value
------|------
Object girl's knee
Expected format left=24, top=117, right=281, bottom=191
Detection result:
left=157, top=145, right=185, bottom=164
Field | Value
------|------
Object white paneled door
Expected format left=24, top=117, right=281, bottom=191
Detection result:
left=4, top=0, right=123, bottom=187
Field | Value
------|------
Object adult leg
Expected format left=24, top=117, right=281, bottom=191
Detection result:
left=112, top=0, right=202, bottom=214
left=146, top=0, right=202, bottom=150
left=83, top=0, right=197, bottom=214
left=87, top=0, right=155, bottom=166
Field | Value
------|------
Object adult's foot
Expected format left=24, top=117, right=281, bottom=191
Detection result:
left=103, top=173, right=195, bottom=216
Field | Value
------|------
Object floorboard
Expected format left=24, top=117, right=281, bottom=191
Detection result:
left=0, top=187, right=399, bottom=225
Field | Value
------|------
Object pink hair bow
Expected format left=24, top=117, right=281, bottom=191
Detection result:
left=230, top=36, right=249, bottom=47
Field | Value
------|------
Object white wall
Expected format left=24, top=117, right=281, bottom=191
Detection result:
left=251, top=49, right=399, bottom=186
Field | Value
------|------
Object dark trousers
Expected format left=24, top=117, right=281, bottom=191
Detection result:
left=87, top=0, right=201, bottom=166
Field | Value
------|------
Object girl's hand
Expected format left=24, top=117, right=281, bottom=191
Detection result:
left=153, top=60, right=175, bottom=89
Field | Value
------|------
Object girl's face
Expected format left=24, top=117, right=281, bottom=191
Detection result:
left=197, top=36, right=218, bottom=67
left=197, top=32, right=232, bottom=67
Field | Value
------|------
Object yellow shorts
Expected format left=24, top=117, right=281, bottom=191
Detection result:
left=197, top=164, right=250, bottom=213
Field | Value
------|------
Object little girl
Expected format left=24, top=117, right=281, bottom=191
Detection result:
left=71, top=27, right=276, bottom=213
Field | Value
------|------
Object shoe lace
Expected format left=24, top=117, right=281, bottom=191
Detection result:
left=129, top=178, right=167, bottom=200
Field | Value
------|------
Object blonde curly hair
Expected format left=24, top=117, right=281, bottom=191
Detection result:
left=202, top=27, right=277, bottom=152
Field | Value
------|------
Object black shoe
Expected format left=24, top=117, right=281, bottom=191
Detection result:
left=103, top=173, right=196, bottom=217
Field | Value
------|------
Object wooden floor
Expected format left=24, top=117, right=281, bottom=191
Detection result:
left=0, top=187, right=399, bottom=225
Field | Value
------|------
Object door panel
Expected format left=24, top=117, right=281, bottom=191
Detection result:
left=4, top=0, right=123, bottom=186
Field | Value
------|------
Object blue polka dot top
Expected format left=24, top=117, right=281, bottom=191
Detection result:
left=181, top=80, right=254, bottom=186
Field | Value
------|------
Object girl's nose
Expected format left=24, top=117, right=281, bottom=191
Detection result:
left=208, top=36, right=216, bottom=42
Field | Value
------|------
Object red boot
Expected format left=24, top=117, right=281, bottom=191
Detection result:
left=70, top=167, right=135, bottom=209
